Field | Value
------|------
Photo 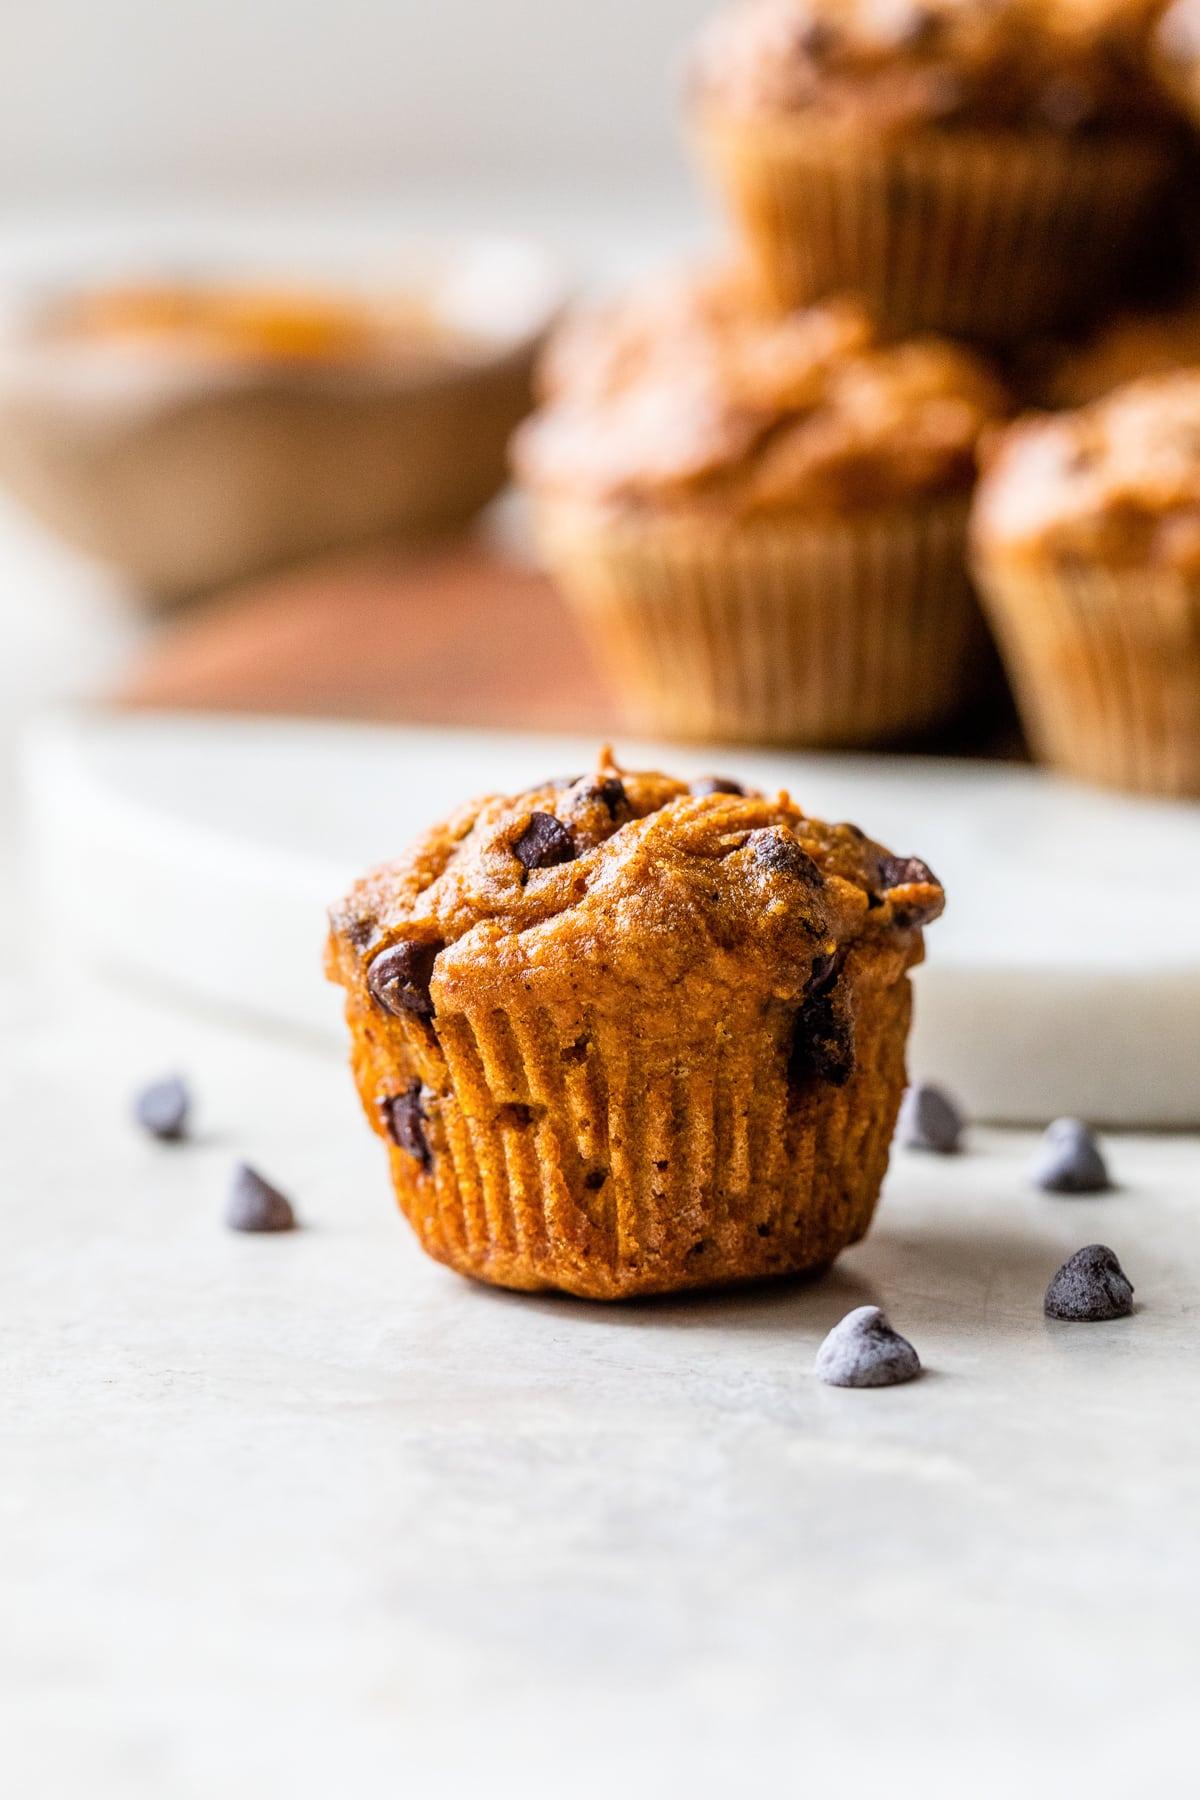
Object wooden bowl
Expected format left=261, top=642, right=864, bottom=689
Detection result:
left=0, top=238, right=566, bottom=600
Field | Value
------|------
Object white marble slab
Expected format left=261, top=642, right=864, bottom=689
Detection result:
left=1, top=951, right=1197, bottom=1799
left=22, top=707, right=1200, bottom=1124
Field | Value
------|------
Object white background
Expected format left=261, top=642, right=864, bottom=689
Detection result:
left=0, top=1, right=714, bottom=206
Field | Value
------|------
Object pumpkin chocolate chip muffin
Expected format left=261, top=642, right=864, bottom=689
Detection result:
left=326, top=752, right=944, bottom=1300
left=688, top=0, right=1185, bottom=341
left=972, top=372, right=1200, bottom=794
left=514, top=273, right=1006, bottom=746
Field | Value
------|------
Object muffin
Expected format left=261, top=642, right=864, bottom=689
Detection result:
left=972, top=373, right=1200, bottom=795
left=325, top=753, right=944, bottom=1300
left=513, top=274, right=1006, bottom=746
left=1047, top=295, right=1200, bottom=406
left=689, top=0, right=1185, bottom=342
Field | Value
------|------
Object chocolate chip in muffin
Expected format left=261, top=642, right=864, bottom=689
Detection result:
left=879, top=853, right=939, bottom=890
left=790, top=983, right=855, bottom=1088
left=225, top=1163, right=297, bottom=1233
left=815, top=1306, right=922, bottom=1387
left=579, top=775, right=628, bottom=818
left=384, top=1081, right=433, bottom=1171
left=897, top=1081, right=964, bottom=1153
left=514, top=811, right=576, bottom=872
left=1031, top=1118, right=1112, bottom=1194
left=749, top=827, right=824, bottom=886
left=133, top=1074, right=190, bottom=1142
left=367, top=939, right=442, bottom=1019
left=1044, top=1244, right=1134, bottom=1321
left=690, top=775, right=745, bottom=796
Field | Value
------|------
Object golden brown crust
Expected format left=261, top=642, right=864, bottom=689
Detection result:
left=972, top=373, right=1200, bottom=571
left=512, top=273, right=1006, bottom=515
left=326, top=752, right=943, bottom=1299
left=691, top=0, right=1180, bottom=134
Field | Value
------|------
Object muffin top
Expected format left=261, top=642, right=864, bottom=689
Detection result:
left=690, top=0, right=1179, bottom=134
left=1048, top=299, right=1200, bottom=406
left=327, top=752, right=943, bottom=1083
left=972, top=372, right=1200, bottom=568
left=513, top=273, right=1005, bottom=515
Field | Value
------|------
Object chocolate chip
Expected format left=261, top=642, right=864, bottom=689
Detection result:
left=367, top=940, right=442, bottom=1019
left=344, top=914, right=377, bottom=950
left=384, top=1081, right=432, bottom=1170
left=579, top=776, right=628, bottom=818
left=225, top=1163, right=297, bottom=1233
left=1031, top=1119, right=1112, bottom=1194
left=879, top=853, right=938, bottom=891
left=806, top=946, right=845, bottom=1000
left=514, top=811, right=576, bottom=872
left=897, top=1081, right=964, bottom=1153
left=790, top=987, right=855, bottom=1088
left=1044, top=1244, right=1134, bottom=1322
left=749, top=827, right=824, bottom=886
left=815, top=1306, right=922, bottom=1388
left=133, top=1074, right=190, bottom=1142
left=690, top=775, right=745, bottom=797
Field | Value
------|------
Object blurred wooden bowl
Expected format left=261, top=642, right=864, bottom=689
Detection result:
left=0, top=237, right=567, bottom=600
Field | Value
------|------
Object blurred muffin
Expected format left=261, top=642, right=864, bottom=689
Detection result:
left=1157, top=0, right=1200, bottom=116
left=514, top=272, right=1007, bottom=746
left=1048, top=295, right=1200, bottom=405
left=326, top=750, right=944, bottom=1299
left=972, top=373, right=1200, bottom=794
left=688, top=0, right=1185, bottom=342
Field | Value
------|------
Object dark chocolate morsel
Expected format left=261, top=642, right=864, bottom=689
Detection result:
left=1031, top=1119, right=1112, bottom=1194
left=815, top=1306, right=922, bottom=1387
left=789, top=990, right=854, bottom=1088
left=749, top=827, right=824, bottom=887
left=690, top=775, right=745, bottom=797
left=896, top=1082, right=964, bottom=1153
left=134, top=1074, right=190, bottom=1142
left=879, top=853, right=939, bottom=891
left=225, top=1163, right=297, bottom=1233
left=806, top=946, right=845, bottom=1000
left=514, top=811, right=576, bottom=872
left=577, top=776, right=628, bottom=819
left=384, top=1081, right=433, bottom=1171
left=367, top=939, right=442, bottom=1019
left=1044, top=1244, right=1134, bottom=1322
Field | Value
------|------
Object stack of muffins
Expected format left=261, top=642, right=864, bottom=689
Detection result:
left=514, top=0, right=1200, bottom=798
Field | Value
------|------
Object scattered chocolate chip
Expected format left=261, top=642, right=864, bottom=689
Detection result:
left=897, top=1081, right=964, bottom=1153
left=749, top=827, right=824, bottom=886
left=225, top=1163, right=297, bottom=1233
left=815, top=1306, right=922, bottom=1387
left=133, top=1074, right=190, bottom=1142
left=514, top=811, right=576, bottom=872
left=384, top=1081, right=432, bottom=1170
left=344, top=914, right=377, bottom=950
left=1031, top=1118, right=1112, bottom=1194
left=584, top=1168, right=608, bottom=1191
left=367, top=940, right=442, bottom=1020
left=690, top=775, right=745, bottom=797
left=1044, top=1244, right=1134, bottom=1322
left=497, top=1101, right=536, bottom=1129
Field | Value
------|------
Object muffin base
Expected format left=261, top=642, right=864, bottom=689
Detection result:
left=343, top=945, right=915, bottom=1300
left=535, top=496, right=984, bottom=747
left=695, top=116, right=1176, bottom=342
left=975, top=555, right=1200, bottom=796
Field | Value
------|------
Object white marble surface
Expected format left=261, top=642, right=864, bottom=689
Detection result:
left=3, top=915, right=1199, bottom=1797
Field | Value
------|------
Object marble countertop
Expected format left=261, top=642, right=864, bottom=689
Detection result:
left=0, top=266, right=1197, bottom=1797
